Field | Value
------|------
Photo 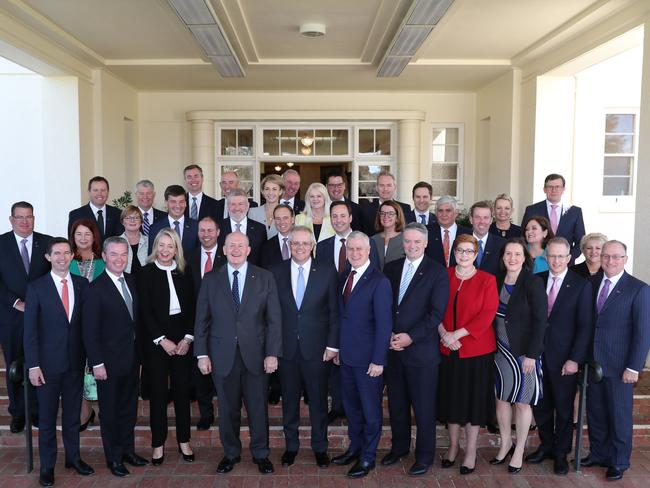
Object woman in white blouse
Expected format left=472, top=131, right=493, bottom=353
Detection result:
left=295, top=182, right=335, bottom=245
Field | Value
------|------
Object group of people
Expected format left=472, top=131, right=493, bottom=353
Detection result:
left=1, top=166, right=648, bottom=486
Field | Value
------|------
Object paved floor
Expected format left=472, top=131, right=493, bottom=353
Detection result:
left=0, top=447, right=649, bottom=487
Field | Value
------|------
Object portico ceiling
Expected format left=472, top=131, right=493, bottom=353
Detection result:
left=0, top=0, right=640, bottom=91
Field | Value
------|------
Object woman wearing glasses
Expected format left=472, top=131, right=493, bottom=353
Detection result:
left=438, top=235, right=499, bottom=474
left=119, top=205, right=148, bottom=275
left=371, top=200, right=406, bottom=271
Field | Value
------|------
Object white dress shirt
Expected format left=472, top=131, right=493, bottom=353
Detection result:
left=89, top=202, right=107, bottom=233
left=167, top=215, right=185, bottom=239
left=13, top=232, right=33, bottom=260
left=333, top=230, right=353, bottom=268
left=230, top=216, right=248, bottom=234
left=546, top=267, right=568, bottom=294
left=189, top=192, right=203, bottom=216
left=440, top=223, right=459, bottom=243
left=347, top=259, right=371, bottom=293
left=200, top=245, right=219, bottom=278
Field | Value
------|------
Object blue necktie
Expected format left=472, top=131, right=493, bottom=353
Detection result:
left=398, top=262, right=414, bottom=304
left=232, top=270, right=240, bottom=312
left=477, top=239, right=484, bottom=266
left=419, top=214, right=427, bottom=225
left=142, top=211, right=150, bottom=236
left=190, top=197, right=198, bottom=220
left=296, top=266, right=305, bottom=309
left=173, top=220, right=181, bottom=237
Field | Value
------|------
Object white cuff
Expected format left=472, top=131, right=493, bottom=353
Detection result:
left=626, top=368, right=639, bottom=374
left=197, top=355, right=209, bottom=359
left=93, top=363, right=104, bottom=369
left=153, top=335, right=165, bottom=345
left=326, top=347, right=339, bottom=352
left=29, top=366, right=40, bottom=371
left=184, top=334, right=194, bottom=342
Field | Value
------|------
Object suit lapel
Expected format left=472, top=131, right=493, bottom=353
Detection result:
left=347, top=265, right=373, bottom=304
left=8, top=235, right=28, bottom=279
left=238, top=265, right=256, bottom=313
left=29, top=236, right=44, bottom=278
left=549, top=272, right=574, bottom=320
left=398, top=258, right=427, bottom=306
left=45, top=274, right=70, bottom=323
left=601, top=273, right=627, bottom=313
left=300, top=262, right=319, bottom=310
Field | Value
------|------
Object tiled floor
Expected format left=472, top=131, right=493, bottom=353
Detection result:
left=1, top=447, right=649, bottom=487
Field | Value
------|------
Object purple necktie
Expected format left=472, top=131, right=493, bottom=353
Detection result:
left=20, top=239, right=30, bottom=274
left=596, top=278, right=611, bottom=314
left=547, top=276, right=559, bottom=316
left=549, top=204, right=559, bottom=234
left=281, top=237, right=290, bottom=260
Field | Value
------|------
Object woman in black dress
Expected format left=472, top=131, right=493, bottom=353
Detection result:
left=571, top=232, right=607, bottom=278
left=489, top=194, right=522, bottom=239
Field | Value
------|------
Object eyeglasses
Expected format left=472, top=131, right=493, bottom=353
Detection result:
left=601, top=254, right=626, bottom=261
left=327, top=183, right=344, bottom=188
left=455, top=248, right=476, bottom=255
left=12, top=215, right=34, bottom=221
left=547, top=254, right=569, bottom=260
left=379, top=211, right=396, bottom=217
left=290, top=241, right=313, bottom=248
left=124, top=216, right=142, bottom=222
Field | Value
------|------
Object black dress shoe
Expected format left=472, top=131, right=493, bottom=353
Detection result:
left=327, top=410, right=345, bottom=424
left=178, top=444, right=195, bottom=463
left=489, top=443, right=516, bottom=465
left=580, top=455, right=607, bottom=468
left=31, top=417, right=39, bottom=428
left=441, top=458, right=456, bottom=468
left=281, top=450, right=297, bottom=466
left=332, top=449, right=360, bottom=466
left=347, top=460, right=375, bottom=478
left=508, top=464, right=522, bottom=474
left=314, top=451, right=330, bottom=468
left=10, top=416, right=25, bottom=434
left=606, top=466, right=625, bottom=480
left=253, top=457, right=274, bottom=474
left=122, top=453, right=149, bottom=466
left=152, top=454, right=164, bottom=466
left=268, top=388, right=281, bottom=405
left=460, top=465, right=475, bottom=475
left=65, top=458, right=94, bottom=475
left=39, top=468, right=54, bottom=487
left=553, top=456, right=569, bottom=475
left=408, top=462, right=430, bottom=476
left=216, top=456, right=240, bottom=474
left=196, top=414, right=214, bottom=431
left=380, top=451, right=408, bottom=466
left=107, top=462, right=130, bottom=477
left=525, top=448, right=552, bottom=464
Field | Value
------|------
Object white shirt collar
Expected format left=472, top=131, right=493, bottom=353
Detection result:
left=50, top=271, right=72, bottom=282
left=336, top=229, right=353, bottom=239
left=603, top=269, right=625, bottom=288
left=202, top=245, right=218, bottom=254
left=351, top=259, right=371, bottom=277
left=168, top=215, right=185, bottom=226
left=230, top=216, right=248, bottom=229
left=13, top=232, right=33, bottom=245
left=473, top=232, right=489, bottom=244
left=105, top=269, right=125, bottom=283
left=227, top=262, right=248, bottom=276
left=549, top=266, right=569, bottom=280
left=291, top=257, right=312, bottom=271
left=89, top=202, right=106, bottom=213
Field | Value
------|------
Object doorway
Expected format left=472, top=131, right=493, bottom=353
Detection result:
left=261, top=162, right=353, bottom=202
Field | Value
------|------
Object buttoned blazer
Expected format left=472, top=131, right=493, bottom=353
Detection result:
left=147, top=217, right=199, bottom=256
left=383, top=256, right=449, bottom=367
left=68, top=203, right=123, bottom=241
left=193, top=263, right=282, bottom=377
left=24, top=273, right=88, bottom=375
left=185, top=193, right=220, bottom=221
left=424, top=222, right=472, bottom=267
left=270, top=259, right=339, bottom=361
left=522, top=201, right=585, bottom=261
left=217, top=219, right=267, bottom=265
left=475, top=234, right=506, bottom=276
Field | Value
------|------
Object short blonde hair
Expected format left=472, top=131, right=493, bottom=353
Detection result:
left=261, top=174, right=284, bottom=193
left=580, top=232, right=608, bottom=253
left=303, top=182, right=331, bottom=219
left=147, top=228, right=186, bottom=272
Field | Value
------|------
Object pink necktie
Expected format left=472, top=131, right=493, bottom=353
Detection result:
left=550, top=204, right=559, bottom=234
left=547, top=276, right=559, bottom=316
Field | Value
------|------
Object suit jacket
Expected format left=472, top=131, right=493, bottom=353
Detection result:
left=68, top=203, right=123, bottom=242
left=475, top=233, right=506, bottom=276
left=331, top=198, right=363, bottom=231
left=185, top=193, right=220, bottom=221
left=538, top=270, right=593, bottom=371
left=194, top=263, right=282, bottom=376
left=146, top=207, right=167, bottom=224
left=592, top=272, right=650, bottom=377
left=82, top=271, right=140, bottom=376
left=383, top=256, right=449, bottom=367
left=316, top=234, right=381, bottom=272
left=217, top=219, right=267, bottom=265
left=405, top=210, right=437, bottom=227
left=359, top=199, right=411, bottom=236
left=338, top=264, right=393, bottom=367
left=0, top=231, right=52, bottom=328
left=215, top=198, right=260, bottom=221
left=425, top=223, right=472, bottom=267
left=522, top=201, right=585, bottom=261
left=371, top=232, right=405, bottom=270
left=148, top=216, right=199, bottom=256
left=188, top=247, right=226, bottom=298
left=496, top=270, right=548, bottom=358
left=24, top=273, right=88, bottom=375
left=271, top=260, right=339, bottom=361
left=259, top=234, right=289, bottom=270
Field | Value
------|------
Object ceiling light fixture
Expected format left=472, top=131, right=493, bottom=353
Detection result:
left=300, top=135, right=314, bottom=147
left=300, top=23, right=326, bottom=38
left=377, top=0, right=454, bottom=78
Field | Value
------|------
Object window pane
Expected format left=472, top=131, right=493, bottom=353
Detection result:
left=238, top=129, right=253, bottom=156
left=603, top=177, right=631, bottom=196
left=221, top=129, right=237, bottom=156
left=431, top=163, right=457, bottom=180
left=359, top=182, right=378, bottom=198
left=432, top=145, right=459, bottom=162
left=605, top=114, right=635, bottom=133
left=604, top=135, right=633, bottom=154
left=358, top=164, right=390, bottom=181
left=281, top=129, right=297, bottom=155
left=222, top=165, right=253, bottom=198
left=332, top=129, right=349, bottom=155
left=432, top=127, right=458, bottom=145
left=604, top=156, right=632, bottom=176
left=315, top=130, right=331, bottom=156
left=263, top=130, right=279, bottom=156
left=375, top=129, right=391, bottom=156
left=432, top=180, right=457, bottom=197
left=358, top=129, right=374, bottom=154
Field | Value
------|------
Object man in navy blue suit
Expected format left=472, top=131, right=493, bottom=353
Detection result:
left=216, top=189, right=267, bottom=265
left=184, top=164, right=220, bottom=221
left=68, top=176, right=123, bottom=243
left=521, top=173, right=585, bottom=261
left=134, top=180, right=166, bottom=237
left=0, top=201, right=51, bottom=433
left=214, top=171, right=259, bottom=220
left=405, top=182, right=436, bottom=227
left=526, top=237, right=593, bottom=475
left=326, top=171, right=362, bottom=231
left=24, top=238, right=94, bottom=486
left=331, top=231, right=392, bottom=478
left=425, top=195, right=471, bottom=267
left=382, top=223, right=449, bottom=476
left=359, top=172, right=411, bottom=236
left=469, top=201, right=505, bottom=276
left=148, top=184, right=199, bottom=256
left=280, top=169, right=305, bottom=215
left=582, top=240, right=650, bottom=481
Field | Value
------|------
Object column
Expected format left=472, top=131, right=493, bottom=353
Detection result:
left=397, top=119, right=420, bottom=203
left=191, top=119, right=215, bottom=196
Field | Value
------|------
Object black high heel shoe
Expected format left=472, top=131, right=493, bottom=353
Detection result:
left=79, top=409, right=95, bottom=432
left=152, top=447, right=165, bottom=466
left=489, top=443, right=515, bottom=465
left=460, top=456, right=478, bottom=475
left=178, top=444, right=195, bottom=463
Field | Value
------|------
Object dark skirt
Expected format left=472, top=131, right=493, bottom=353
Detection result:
left=437, top=351, right=495, bottom=426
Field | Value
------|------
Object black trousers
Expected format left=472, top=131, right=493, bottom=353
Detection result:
left=279, top=350, right=329, bottom=452
left=96, top=364, right=139, bottom=464
left=328, top=363, right=343, bottom=412
left=1, top=322, right=37, bottom=418
left=212, top=348, right=269, bottom=459
left=193, top=362, right=216, bottom=419
left=36, top=370, right=83, bottom=470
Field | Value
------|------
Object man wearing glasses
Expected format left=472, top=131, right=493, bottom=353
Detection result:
left=581, top=240, right=650, bottom=481
left=326, top=171, right=362, bottom=231
left=521, top=173, right=585, bottom=262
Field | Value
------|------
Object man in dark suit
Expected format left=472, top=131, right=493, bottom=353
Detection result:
left=271, top=226, right=339, bottom=468
left=259, top=204, right=294, bottom=270
left=83, top=237, right=149, bottom=477
left=68, top=176, right=123, bottom=243
left=148, top=184, right=199, bottom=255
left=134, top=179, right=166, bottom=237
left=469, top=201, right=506, bottom=276
left=425, top=195, right=471, bottom=267
left=359, top=171, right=411, bottom=235
left=381, top=223, right=449, bottom=476
left=405, top=182, right=436, bottom=226
left=526, top=237, right=593, bottom=475
left=0, top=201, right=51, bottom=433
left=217, top=189, right=267, bottom=265
left=215, top=171, right=259, bottom=220
left=582, top=240, right=650, bottom=481
left=326, top=170, right=361, bottom=231
left=188, top=216, right=225, bottom=430
left=195, top=231, right=282, bottom=475
left=184, top=164, right=220, bottom=221
left=24, top=238, right=94, bottom=486
left=331, top=231, right=392, bottom=478
left=521, top=173, right=585, bottom=261
left=280, top=169, right=305, bottom=215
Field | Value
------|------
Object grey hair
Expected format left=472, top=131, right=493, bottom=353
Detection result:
left=135, top=179, right=155, bottom=191
left=403, top=222, right=428, bottom=241
left=346, top=231, right=370, bottom=248
left=102, top=236, right=128, bottom=253
left=227, top=188, right=249, bottom=204
left=435, top=195, right=459, bottom=211
left=546, top=237, right=570, bottom=253
left=377, top=170, right=396, bottom=183
left=282, top=169, right=300, bottom=179
left=603, top=239, right=627, bottom=253
left=580, top=232, right=608, bottom=253
left=289, top=225, right=316, bottom=246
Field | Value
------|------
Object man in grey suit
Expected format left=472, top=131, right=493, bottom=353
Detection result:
left=194, top=232, right=282, bottom=475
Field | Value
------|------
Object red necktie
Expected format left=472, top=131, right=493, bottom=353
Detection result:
left=443, top=229, right=450, bottom=267
left=61, top=278, right=70, bottom=319
left=337, top=238, right=347, bottom=274
left=204, top=251, right=213, bottom=275
left=343, top=270, right=356, bottom=304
